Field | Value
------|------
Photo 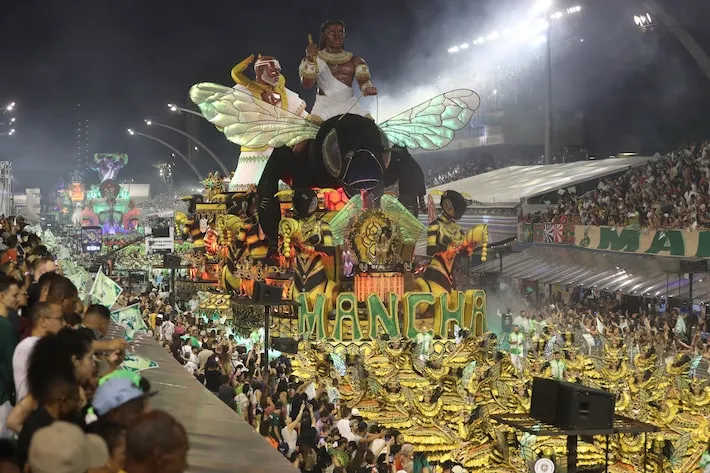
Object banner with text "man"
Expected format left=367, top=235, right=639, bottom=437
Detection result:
left=575, top=225, right=710, bottom=257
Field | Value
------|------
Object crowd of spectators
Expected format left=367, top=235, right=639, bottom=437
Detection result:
left=523, top=142, right=710, bottom=230
left=0, top=220, right=190, bottom=473
left=149, top=298, right=445, bottom=473
left=517, top=288, right=710, bottom=372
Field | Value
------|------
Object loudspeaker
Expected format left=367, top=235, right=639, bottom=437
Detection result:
left=253, top=282, right=282, bottom=303
left=554, top=380, right=615, bottom=430
left=163, top=254, right=181, bottom=268
left=271, top=337, right=299, bottom=354
left=530, top=377, right=559, bottom=425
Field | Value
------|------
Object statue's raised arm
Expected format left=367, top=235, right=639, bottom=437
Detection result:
left=299, top=20, right=376, bottom=122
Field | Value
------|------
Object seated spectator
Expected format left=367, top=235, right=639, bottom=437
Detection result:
left=86, top=420, right=127, bottom=473
left=92, top=377, right=156, bottom=428
left=0, top=439, right=20, bottom=473
left=17, top=377, right=82, bottom=467
left=123, top=411, right=188, bottom=473
left=27, top=421, right=108, bottom=473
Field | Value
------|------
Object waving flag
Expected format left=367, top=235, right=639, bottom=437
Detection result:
left=120, top=354, right=159, bottom=372
left=111, top=304, right=147, bottom=341
left=91, top=270, right=123, bottom=308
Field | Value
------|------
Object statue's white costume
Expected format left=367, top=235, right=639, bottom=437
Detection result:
left=229, top=82, right=307, bottom=191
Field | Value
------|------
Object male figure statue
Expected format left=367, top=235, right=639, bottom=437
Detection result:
left=229, top=54, right=308, bottom=191
left=299, top=20, right=377, bottom=122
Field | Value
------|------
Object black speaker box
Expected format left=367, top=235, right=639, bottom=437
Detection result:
left=271, top=337, right=299, bottom=354
left=253, top=282, right=282, bottom=303
left=554, top=380, right=615, bottom=431
left=530, top=377, right=559, bottom=425
left=531, top=378, right=615, bottom=431
left=163, top=254, right=181, bottom=268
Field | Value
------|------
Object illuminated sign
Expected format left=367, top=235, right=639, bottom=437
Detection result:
left=297, top=289, right=487, bottom=341
left=70, top=182, right=85, bottom=202
left=81, top=226, right=103, bottom=253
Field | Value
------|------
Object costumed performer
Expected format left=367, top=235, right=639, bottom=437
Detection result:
left=415, top=190, right=488, bottom=298
left=229, top=54, right=308, bottom=191
left=300, top=20, right=377, bottom=122
left=279, top=189, right=336, bottom=311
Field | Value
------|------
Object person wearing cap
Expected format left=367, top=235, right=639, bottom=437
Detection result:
left=393, top=443, right=414, bottom=473
left=28, top=421, right=108, bottom=473
left=92, top=377, right=156, bottom=428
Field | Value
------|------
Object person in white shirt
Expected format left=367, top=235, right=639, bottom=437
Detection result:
left=550, top=351, right=567, bottom=381
left=160, top=315, right=175, bottom=343
left=334, top=406, right=358, bottom=442
left=184, top=360, right=198, bottom=376
left=12, top=302, right=65, bottom=402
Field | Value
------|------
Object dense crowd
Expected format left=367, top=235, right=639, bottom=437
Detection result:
left=0, top=219, right=189, bottom=473
left=511, top=289, right=710, bottom=377
left=524, top=142, right=710, bottom=230
left=147, top=298, right=444, bottom=473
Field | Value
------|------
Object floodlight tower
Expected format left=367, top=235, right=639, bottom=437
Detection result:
left=642, top=0, right=710, bottom=82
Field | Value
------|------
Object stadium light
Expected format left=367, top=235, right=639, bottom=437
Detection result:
left=532, top=0, right=552, bottom=14
left=166, top=103, right=203, bottom=118
left=446, top=3, right=581, bottom=53
left=633, top=13, right=654, bottom=30
left=5, top=102, right=15, bottom=112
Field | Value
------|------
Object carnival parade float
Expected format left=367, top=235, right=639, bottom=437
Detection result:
left=180, top=19, right=710, bottom=473
left=56, top=154, right=143, bottom=233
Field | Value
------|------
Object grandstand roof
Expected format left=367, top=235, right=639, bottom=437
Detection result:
left=429, top=155, right=657, bottom=207
left=475, top=245, right=710, bottom=300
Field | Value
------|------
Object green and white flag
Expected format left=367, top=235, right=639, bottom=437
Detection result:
left=121, top=354, right=159, bottom=372
left=91, top=270, right=123, bottom=308
left=110, top=304, right=147, bottom=341
left=67, top=269, right=91, bottom=301
left=55, top=245, right=71, bottom=261
left=27, top=224, right=43, bottom=237
left=43, top=229, right=57, bottom=249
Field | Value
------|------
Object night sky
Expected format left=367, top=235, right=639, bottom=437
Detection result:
left=1, top=0, right=709, bottom=191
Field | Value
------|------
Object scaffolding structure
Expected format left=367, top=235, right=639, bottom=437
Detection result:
left=0, top=161, right=13, bottom=216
